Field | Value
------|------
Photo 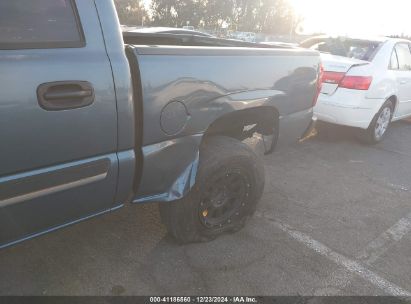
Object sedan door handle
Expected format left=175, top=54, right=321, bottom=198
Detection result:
left=400, top=80, right=408, bottom=85
left=38, top=81, right=95, bottom=111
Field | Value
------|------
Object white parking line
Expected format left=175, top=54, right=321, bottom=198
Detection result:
left=313, top=211, right=411, bottom=295
left=256, top=212, right=411, bottom=297
left=358, top=212, right=411, bottom=264
left=372, top=146, right=411, bottom=159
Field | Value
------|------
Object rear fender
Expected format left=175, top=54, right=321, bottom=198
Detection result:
left=184, top=89, right=284, bottom=135
left=133, top=90, right=282, bottom=204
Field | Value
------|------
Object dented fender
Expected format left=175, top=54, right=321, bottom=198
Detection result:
left=133, top=92, right=285, bottom=204
left=133, top=135, right=201, bottom=203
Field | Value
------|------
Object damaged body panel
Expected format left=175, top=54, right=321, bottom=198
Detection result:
left=131, top=46, right=320, bottom=203
left=134, top=135, right=201, bottom=203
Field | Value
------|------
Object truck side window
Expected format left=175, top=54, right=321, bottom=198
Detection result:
left=390, top=49, right=399, bottom=70
left=0, top=0, right=84, bottom=49
left=394, top=43, right=411, bottom=71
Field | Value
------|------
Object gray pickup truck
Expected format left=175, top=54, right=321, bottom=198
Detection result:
left=0, top=0, right=321, bottom=248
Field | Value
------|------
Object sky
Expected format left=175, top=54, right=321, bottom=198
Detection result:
left=289, top=0, right=410, bottom=36
left=143, top=0, right=410, bottom=36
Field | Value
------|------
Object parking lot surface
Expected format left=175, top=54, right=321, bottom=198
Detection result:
left=1, top=120, right=410, bottom=296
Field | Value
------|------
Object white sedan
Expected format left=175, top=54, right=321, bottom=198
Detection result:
left=301, top=36, right=411, bottom=143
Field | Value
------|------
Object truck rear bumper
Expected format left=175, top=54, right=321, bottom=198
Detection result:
left=277, top=108, right=314, bottom=148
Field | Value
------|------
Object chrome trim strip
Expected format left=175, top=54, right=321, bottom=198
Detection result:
left=0, top=172, right=107, bottom=208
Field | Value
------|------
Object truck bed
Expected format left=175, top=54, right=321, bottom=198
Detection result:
left=126, top=44, right=320, bottom=202
left=128, top=45, right=318, bottom=144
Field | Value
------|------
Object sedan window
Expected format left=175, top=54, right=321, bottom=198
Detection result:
left=394, top=43, right=411, bottom=70
left=303, top=38, right=382, bottom=61
left=390, top=49, right=399, bottom=70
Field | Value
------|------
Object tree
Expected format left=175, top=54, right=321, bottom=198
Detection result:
left=150, top=0, right=207, bottom=28
left=258, top=0, right=302, bottom=34
left=231, top=0, right=259, bottom=31
left=200, top=0, right=235, bottom=30
left=172, top=0, right=205, bottom=27
left=150, top=0, right=177, bottom=27
left=128, top=0, right=301, bottom=35
left=230, top=0, right=300, bottom=34
left=114, top=0, right=148, bottom=26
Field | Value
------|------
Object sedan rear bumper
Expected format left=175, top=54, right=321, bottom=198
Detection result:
left=314, top=90, right=385, bottom=129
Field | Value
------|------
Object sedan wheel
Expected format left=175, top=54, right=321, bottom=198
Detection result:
left=374, top=107, right=391, bottom=141
left=359, top=100, right=393, bottom=145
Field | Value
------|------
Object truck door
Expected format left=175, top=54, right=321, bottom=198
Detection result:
left=0, top=0, right=118, bottom=247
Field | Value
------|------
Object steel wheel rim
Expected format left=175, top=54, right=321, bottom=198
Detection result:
left=199, top=171, right=250, bottom=229
left=374, top=107, right=391, bottom=140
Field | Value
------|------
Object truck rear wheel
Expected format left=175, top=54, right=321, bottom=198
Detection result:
left=159, top=136, right=265, bottom=244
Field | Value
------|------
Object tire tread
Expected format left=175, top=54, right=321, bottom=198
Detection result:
left=160, top=136, right=265, bottom=244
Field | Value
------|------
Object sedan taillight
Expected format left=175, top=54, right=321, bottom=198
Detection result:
left=339, top=76, right=373, bottom=90
left=313, top=64, right=324, bottom=106
left=322, top=71, right=372, bottom=91
left=323, top=71, right=345, bottom=84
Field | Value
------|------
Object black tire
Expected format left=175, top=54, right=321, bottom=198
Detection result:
left=159, top=136, right=265, bottom=244
left=358, top=100, right=393, bottom=145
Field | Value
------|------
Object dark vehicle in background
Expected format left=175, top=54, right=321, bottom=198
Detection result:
left=0, top=0, right=321, bottom=249
left=262, top=41, right=299, bottom=48
left=123, top=26, right=214, bottom=37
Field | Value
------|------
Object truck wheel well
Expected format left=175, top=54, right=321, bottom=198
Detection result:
left=203, top=107, right=279, bottom=141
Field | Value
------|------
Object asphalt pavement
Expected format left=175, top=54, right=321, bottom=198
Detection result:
left=1, top=120, right=410, bottom=296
